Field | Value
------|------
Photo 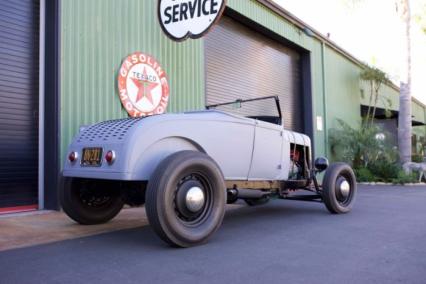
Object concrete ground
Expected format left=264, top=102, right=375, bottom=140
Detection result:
left=0, top=204, right=241, bottom=252
left=0, top=185, right=425, bottom=284
left=0, top=207, right=148, bottom=251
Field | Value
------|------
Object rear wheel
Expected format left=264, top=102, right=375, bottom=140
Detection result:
left=145, top=151, right=226, bottom=247
left=322, top=163, right=357, bottom=214
left=60, top=178, right=124, bottom=225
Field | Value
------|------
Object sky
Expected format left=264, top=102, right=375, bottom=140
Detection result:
left=273, top=0, right=426, bottom=104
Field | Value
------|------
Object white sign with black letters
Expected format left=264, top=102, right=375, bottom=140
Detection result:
left=158, top=0, right=226, bottom=41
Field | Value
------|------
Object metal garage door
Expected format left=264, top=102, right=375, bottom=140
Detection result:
left=0, top=0, right=39, bottom=210
left=205, top=16, right=303, bottom=131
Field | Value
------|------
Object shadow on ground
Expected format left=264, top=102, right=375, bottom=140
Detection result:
left=0, top=185, right=425, bottom=284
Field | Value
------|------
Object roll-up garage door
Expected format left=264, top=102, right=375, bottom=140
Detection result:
left=205, top=16, right=303, bottom=131
left=0, top=0, right=39, bottom=210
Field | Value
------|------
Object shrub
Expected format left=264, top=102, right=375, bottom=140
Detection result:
left=354, top=163, right=419, bottom=184
left=329, top=119, right=397, bottom=168
left=367, top=160, right=400, bottom=182
left=412, top=154, right=424, bottom=163
left=329, top=119, right=423, bottom=184
left=391, top=170, right=418, bottom=185
left=354, top=167, right=375, bottom=182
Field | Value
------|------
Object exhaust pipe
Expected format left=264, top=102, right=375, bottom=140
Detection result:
left=227, top=188, right=271, bottom=201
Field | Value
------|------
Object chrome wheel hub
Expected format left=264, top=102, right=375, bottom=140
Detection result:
left=339, top=180, right=350, bottom=198
left=339, top=180, right=351, bottom=198
left=335, top=176, right=351, bottom=203
left=185, top=186, right=205, bottom=212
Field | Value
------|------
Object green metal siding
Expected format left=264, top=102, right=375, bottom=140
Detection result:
left=324, top=47, right=361, bottom=129
left=59, top=0, right=426, bottom=164
left=413, top=100, right=426, bottom=124
left=412, top=100, right=426, bottom=142
left=60, top=0, right=204, bottom=164
left=360, top=83, right=400, bottom=113
left=227, top=0, right=315, bottom=48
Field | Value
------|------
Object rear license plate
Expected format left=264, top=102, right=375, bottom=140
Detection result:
left=81, top=148, right=103, bottom=167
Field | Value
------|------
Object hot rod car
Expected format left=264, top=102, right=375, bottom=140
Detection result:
left=61, top=96, right=357, bottom=247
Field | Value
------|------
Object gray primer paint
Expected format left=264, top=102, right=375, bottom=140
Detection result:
left=63, top=110, right=311, bottom=181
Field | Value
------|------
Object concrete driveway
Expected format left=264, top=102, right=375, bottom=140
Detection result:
left=0, top=185, right=425, bottom=284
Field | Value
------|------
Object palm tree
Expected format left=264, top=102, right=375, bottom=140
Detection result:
left=396, top=0, right=412, bottom=164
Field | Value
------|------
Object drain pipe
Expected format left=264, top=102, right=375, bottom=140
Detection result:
left=321, top=41, right=328, bottom=157
left=38, top=0, right=46, bottom=210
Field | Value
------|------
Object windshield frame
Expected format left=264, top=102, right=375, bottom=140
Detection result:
left=206, top=96, right=283, bottom=126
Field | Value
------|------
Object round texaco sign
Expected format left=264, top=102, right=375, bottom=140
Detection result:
left=118, top=52, right=169, bottom=117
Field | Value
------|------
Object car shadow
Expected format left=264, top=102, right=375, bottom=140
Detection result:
left=84, top=199, right=329, bottom=249
left=0, top=199, right=330, bottom=255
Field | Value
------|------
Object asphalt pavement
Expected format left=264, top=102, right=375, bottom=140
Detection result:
left=1, top=185, right=426, bottom=284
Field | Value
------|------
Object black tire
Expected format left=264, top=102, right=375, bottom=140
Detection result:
left=322, top=163, right=357, bottom=214
left=244, top=196, right=270, bottom=206
left=145, top=151, right=226, bottom=247
left=60, top=178, right=124, bottom=225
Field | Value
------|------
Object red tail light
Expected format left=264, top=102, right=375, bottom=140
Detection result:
left=105, top=150, right=116, bottom=164
left=68, top=151, right=78, bottom=163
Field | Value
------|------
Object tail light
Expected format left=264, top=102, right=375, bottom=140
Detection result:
left=68, top=151, right=78, bottom=163
left=105, top=150, right=116, bottom=165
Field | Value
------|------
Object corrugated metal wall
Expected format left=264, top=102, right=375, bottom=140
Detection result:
left=205, top=16, right=303, bottom=131
left=227, top=0, right=426, bottom=155
left=60, top=0, right=205, bottom=164
left=226, top=0, right=327, bottom=155
left=360, top=82, right=400, bottom=113
left=324, top=48, right=361, bottom=129
left=60, top=0, right=426, bottom=162
left=0, top=0, right=39, bottom=207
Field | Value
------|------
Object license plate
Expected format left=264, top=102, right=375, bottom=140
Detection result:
left=81, top=148, right=103, bottom=167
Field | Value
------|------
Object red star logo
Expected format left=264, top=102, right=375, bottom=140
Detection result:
left=131, top=67, right=159, bottom=105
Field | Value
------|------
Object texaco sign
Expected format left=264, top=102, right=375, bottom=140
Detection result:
left=158, top=0, right=226, bottom=41
left=118, top=52, right=169, bottom=117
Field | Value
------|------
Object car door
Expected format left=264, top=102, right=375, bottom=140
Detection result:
left=248, top=120, right=284, bottom=180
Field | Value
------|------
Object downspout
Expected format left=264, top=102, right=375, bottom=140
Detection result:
left=321, top=41, right=328, bottom=157
left=38, top=0, right=46, bottom=210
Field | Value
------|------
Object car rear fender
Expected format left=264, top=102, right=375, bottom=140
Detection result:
left=130, top=136, right=206, bottom=180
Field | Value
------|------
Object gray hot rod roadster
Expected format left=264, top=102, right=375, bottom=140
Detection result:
left=61, top=96, right=357, bottom=247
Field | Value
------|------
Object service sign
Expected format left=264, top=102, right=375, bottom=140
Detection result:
left=158, top=0, right=226, bottom=41
left=118, top=52, right=169, bottom=117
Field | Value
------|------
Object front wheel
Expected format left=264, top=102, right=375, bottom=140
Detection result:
left=145, top=151, right=226, bottom=247
left=60, top=178, right=124, bottom=225
left=322, top=163, right=357, bottom=214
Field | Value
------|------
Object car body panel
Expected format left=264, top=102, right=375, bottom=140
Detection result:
left=63, top=110, right=311, bottom=182
left=248, top=120, right=283, bottom=180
